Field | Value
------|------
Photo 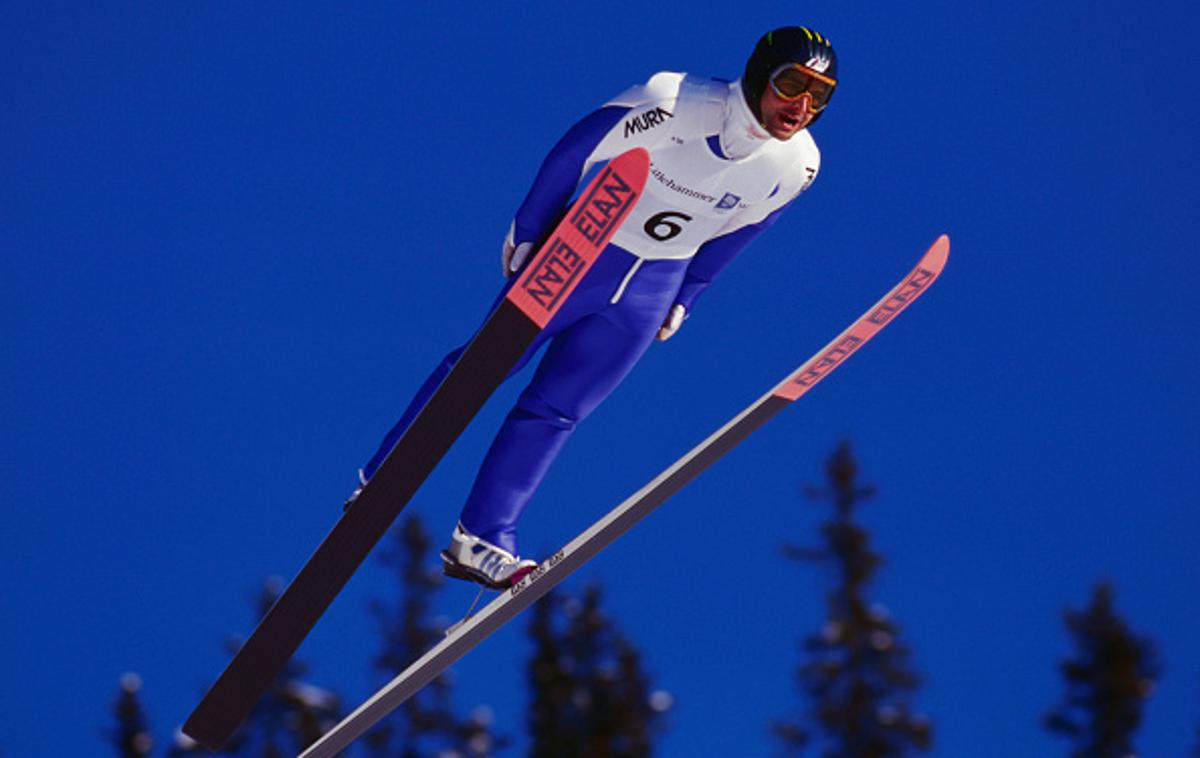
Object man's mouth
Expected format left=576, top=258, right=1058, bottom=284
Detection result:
left=778, top=112, right=803, bottom=130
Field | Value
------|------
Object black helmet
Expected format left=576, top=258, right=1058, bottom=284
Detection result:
left=743, top=26, right=838, bottom=124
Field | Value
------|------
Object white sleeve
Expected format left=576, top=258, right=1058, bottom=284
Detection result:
left=605, top=71, right=684, bottom=108
left=579, top=71, right=684, bottom=171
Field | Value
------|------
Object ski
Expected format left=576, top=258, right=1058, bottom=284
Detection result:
left=297, top=235, right=950, bottom=758
left=182, top=148, right=651, bottom=750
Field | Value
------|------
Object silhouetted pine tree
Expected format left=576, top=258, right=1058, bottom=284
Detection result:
left=775, top=441, right=932, bottom=757
left=173, top=577, right=340, bottom=757
left=364, top=515, right=505, bottom=757
left=1044, top=581, right=1159, bottom=758
left=109, top=673, right=153, bottom=757
left=526, top=582, right=671, bottom=757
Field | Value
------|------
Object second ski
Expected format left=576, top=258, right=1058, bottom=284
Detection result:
left=298, top=234, right=950, bottom=758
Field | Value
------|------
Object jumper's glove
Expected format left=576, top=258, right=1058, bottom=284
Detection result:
left=656, top=303, right=686, bottom=341
left=501, top=222, right=534, bottom=278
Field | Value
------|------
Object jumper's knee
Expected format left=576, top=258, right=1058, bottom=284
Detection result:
left=512, top=390, right=580, bottom=432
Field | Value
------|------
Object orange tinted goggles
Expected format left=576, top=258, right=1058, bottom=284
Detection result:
left=769, top=64, right=837, bottom=112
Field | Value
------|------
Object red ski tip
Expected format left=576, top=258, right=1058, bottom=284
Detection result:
left=928, top=233, right=950, bottom=270
left=772, top=235, right=948, bottom=402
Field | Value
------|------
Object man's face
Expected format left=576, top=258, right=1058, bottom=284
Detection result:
left=758, top=87, right=815, bottom=141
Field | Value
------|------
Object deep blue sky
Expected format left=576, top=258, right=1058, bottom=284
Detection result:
left=3, top=2, right=1198, bottom=756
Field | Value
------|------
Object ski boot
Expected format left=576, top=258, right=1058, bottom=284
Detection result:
left=441, top=523, right=537, bottom=590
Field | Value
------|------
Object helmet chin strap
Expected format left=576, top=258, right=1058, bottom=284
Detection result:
left=720, top=80, right=773, bottom=160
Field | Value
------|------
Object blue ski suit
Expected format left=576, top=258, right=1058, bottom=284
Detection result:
left=365, top=73, right=822, bottom=555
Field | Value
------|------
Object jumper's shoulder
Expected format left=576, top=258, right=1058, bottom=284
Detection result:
left=605, top=71, right=685, bottom=108
left=773, top=129, right=822, bottom=197
left=783, top=129, right=821, bottom=169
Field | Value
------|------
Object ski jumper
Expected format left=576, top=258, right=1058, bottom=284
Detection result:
left=364, top=73, right=821, bottom=554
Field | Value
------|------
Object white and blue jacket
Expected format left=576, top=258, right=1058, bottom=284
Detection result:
left=511, top=71, right=821, bottom=312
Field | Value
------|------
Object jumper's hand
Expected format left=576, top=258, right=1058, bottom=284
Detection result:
left=656, top=304, right=686, bottom=341
left=501, top=223, right=534, bottom=278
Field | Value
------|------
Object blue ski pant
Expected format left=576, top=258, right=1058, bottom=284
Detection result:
left=363, top=245, right=689, bottom=555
